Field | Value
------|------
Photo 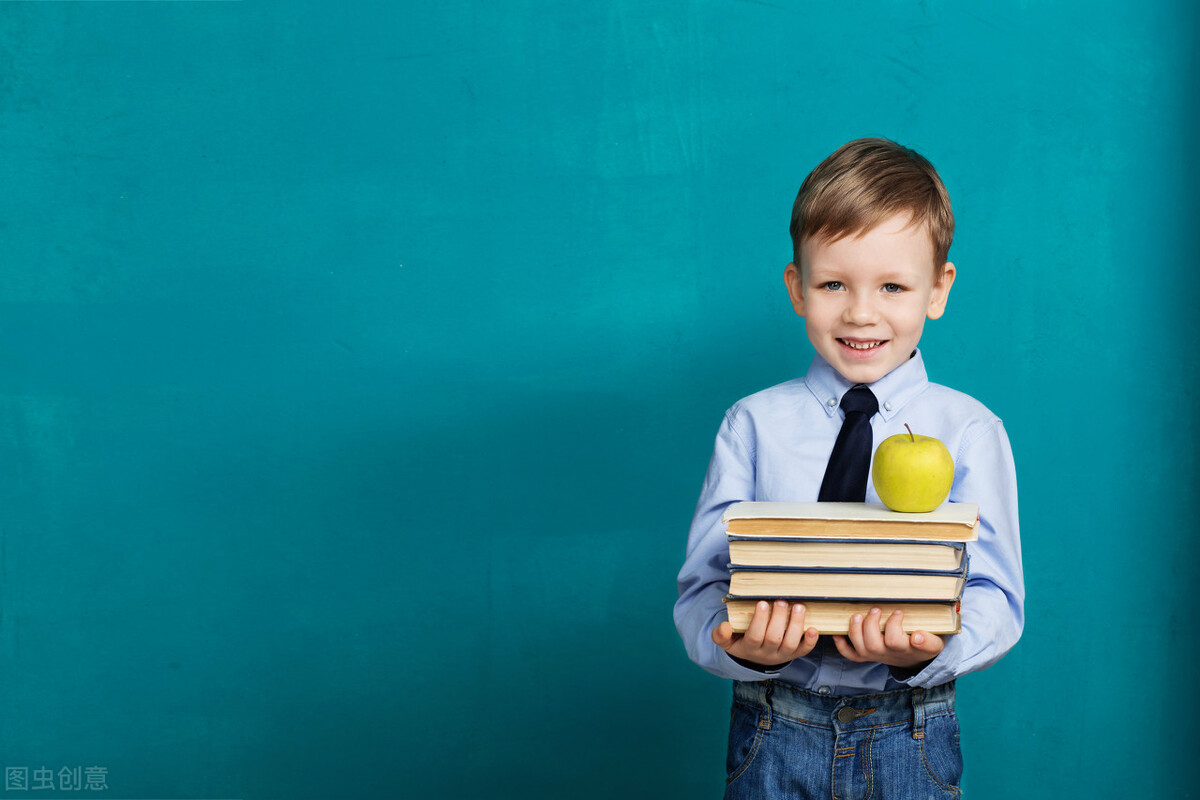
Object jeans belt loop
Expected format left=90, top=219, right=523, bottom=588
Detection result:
left=911, top=687, right=926, bottom=740
left=758, top=681, right=774, bottom=731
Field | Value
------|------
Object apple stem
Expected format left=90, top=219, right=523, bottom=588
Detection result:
left=904, top=423, right=914, bottom=442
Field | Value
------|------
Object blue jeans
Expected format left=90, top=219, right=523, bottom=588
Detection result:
left=724, top=679, right=962, bottom=799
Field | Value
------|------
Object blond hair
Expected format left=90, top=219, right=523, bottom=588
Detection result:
left=790, top=138, right=954, bottom=275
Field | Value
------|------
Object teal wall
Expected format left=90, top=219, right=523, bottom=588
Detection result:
left=1, top=2, right=1195, bottom=798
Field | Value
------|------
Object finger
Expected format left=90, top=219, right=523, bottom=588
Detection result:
left=778, top=604, right=804, bottom=651
left=846, top=612, right=867, bottom=654
left=739, top=604, right=768, bottom=647
left=883, top=610, right=909, bottom=651
left=796, top=625, right=821, bottom=658
left=712, top=621, right=735, bottom=649
left=763, top=600, right=791, bottom=647
left=831, top=634, right=860, bottom=661
left=860, top=608, right=885, bottom=655
left=911, top=631, right=945, bottom=655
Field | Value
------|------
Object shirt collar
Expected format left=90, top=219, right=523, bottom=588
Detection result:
left=803, top=349, right=930, bottom=422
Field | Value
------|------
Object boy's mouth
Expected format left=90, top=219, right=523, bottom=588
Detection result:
left=838, top=338, right=886, bottom=351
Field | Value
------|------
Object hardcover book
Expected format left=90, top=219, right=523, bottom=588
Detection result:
left=727, top=537, right=964, bottom=571
left=727, top=563, right=967, bottom=601
left=722, top=501, right=979, bottom=542
left=722, top=598, right=961, bottom=635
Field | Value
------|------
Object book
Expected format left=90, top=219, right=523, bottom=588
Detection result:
left=721, top=501, right=977, bottom=634
left=727, top=564, right=967, bottom=601
left=723, top=597, right=961, bottom=635
left=722, top=501, right=979, bottom=542
left=727, top=537, right=964, bottom=571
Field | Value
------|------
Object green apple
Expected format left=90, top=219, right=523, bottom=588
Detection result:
left=871, top=424, right=954, bottom=512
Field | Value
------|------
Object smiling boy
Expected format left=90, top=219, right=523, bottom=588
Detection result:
left=675, top=138, right=1024, bottom=799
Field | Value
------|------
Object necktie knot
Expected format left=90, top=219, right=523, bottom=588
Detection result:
left=840, top=385, right=878, bottom=417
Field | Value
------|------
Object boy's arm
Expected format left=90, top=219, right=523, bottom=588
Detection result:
left=674, top=410, right=804, bottom=680
left=878, top=417, right=1025, bottom=688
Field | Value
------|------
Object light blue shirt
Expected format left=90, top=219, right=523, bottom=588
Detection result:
left=674, top=350, right=1024, bottom=693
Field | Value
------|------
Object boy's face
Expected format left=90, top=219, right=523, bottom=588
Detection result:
left=785, top=213, right=956, bottom=386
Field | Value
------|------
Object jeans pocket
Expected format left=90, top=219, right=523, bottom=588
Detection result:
left=919, top=712, right=964, bottom=795
left=725, top=699, right=767, bottom=786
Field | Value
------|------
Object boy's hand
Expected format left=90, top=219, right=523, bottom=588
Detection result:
left=712, top=600, right=820, bottom=668
left=832, top=608, right=944, bottom=669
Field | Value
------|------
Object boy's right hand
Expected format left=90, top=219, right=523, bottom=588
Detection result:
left=712, top=600, right=820, bottom=668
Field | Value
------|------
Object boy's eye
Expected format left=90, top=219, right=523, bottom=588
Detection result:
left=882, top=283, right=904, bottom=293
left=821, top=281, right=844, bottom=291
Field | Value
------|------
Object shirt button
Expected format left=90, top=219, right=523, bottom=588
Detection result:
left=883, top=402, right=893, bottom=412
left=827, top=398, right=837, bottom=408
left=817, top=686, right=832, bottom=695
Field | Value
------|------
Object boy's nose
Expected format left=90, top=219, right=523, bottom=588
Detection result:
left=844, top=294, right=878, bottom=324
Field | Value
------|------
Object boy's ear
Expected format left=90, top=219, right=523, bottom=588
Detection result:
left=926, top=262, right=956, bottom=320
left=784, top=262, right=806, bottom=317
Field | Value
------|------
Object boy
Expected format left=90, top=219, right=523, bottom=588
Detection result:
left=674, top=138, right=1023, bottom=799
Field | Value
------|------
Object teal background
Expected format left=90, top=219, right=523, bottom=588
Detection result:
left=0, top=2, right=1196, bottom=798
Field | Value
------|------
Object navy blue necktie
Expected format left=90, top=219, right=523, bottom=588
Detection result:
left=818, top=385, right=879, bottom=502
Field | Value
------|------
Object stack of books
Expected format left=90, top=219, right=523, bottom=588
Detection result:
left=722, top=501, right=978, bottom=634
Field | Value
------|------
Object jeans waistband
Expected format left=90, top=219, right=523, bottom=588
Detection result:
left=732, top=679, right=955, bottom=735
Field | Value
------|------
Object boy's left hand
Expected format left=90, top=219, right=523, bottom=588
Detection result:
left=832, top=608, right=944, bottom=670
